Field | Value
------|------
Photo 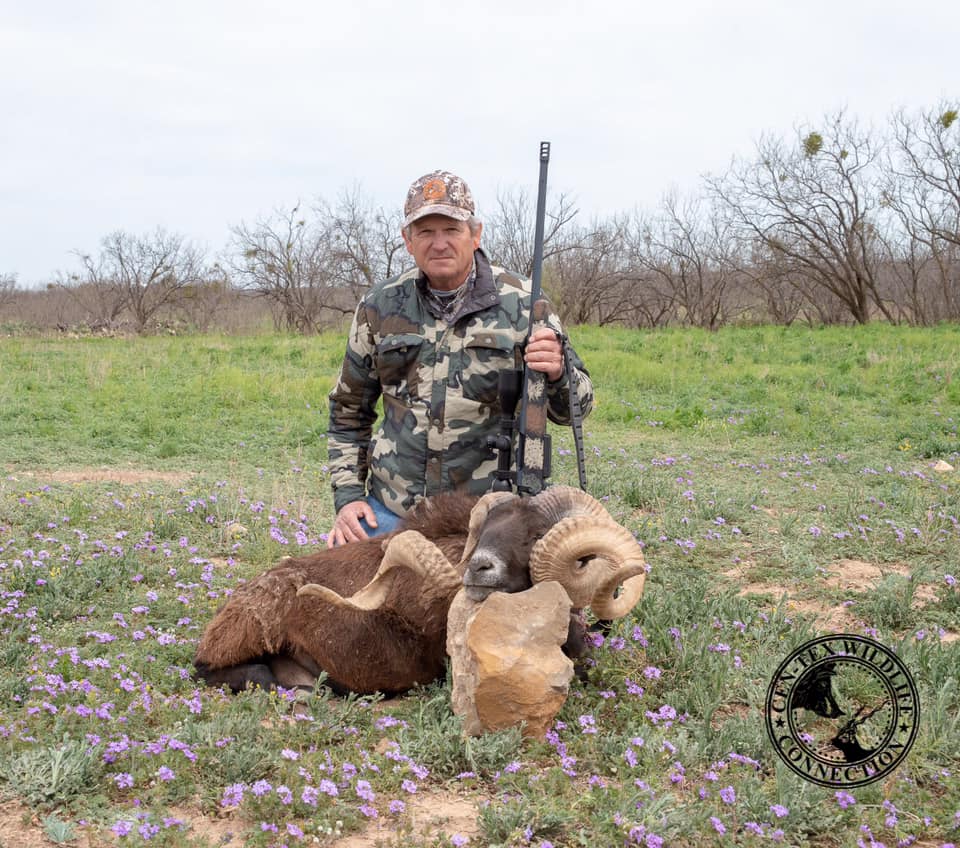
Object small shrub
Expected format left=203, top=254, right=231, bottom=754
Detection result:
left=0, top=737, right=104, bottom=811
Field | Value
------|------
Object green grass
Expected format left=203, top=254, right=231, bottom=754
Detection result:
left=0, top=325, right=958, bottom=846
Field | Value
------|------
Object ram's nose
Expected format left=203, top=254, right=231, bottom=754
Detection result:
left=467, top=553, right=496, bottom=575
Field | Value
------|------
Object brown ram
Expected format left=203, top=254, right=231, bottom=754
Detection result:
left=194, top=486, right=646, bottom=695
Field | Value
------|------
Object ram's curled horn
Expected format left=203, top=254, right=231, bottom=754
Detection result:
left=297, top=530, right=461, bottom=610
left=530, top=485, right=611, bottom=524
left=528, top=516, right=647, bottom=618
left=457, top=491, right=518, bottom=568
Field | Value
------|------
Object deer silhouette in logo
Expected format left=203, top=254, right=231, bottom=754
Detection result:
left=794, top=661, right=886, bottom=762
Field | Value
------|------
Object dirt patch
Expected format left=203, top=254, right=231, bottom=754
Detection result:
left=785, top=597, right=859, bottom=633
left=822, top=559, right=938, bottom=606
left=331, top=789, right=480, bottom=847
left=0, top=798, right=247, bottom=847
left=821, top=559, right=909, bottom=591
left=727, top=558, right=950, bottom=636
left=709, top=702, right=753, bottom=731
left=0, top=799, right=53, bottom=848
left=732, top=577, right=859, bottom=632
left=7, top=467, right=193, bottom=486
left=0, top=791, right=480, bottom=847
left=168, top=806, right=249, bottom=845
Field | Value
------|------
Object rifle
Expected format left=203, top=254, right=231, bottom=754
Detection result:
left=515, top=141, right=553, bottom=496
left=487, top=142, right=589, bottom=496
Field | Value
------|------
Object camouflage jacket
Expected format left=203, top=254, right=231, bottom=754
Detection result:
left=327, top=249, right=594, bottom=516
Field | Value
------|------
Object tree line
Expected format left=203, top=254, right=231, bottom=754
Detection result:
left=2, top=103, right=958, bottom=334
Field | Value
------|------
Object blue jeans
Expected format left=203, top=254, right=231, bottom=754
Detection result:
left=358, top=496, right=403, bottom=538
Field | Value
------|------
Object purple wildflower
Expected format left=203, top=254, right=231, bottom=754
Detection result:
left=138, top=823, right=160, bottom=840
left=113, top=772, right=134, bottom=789
left=112, top=820, right=133, bottom=837
left=835, top=790, right=856, bottom=809
left=220, top=783, right=244, bottom=807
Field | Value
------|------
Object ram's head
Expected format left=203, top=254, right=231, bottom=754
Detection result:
left=299, top=486, right=646, bottom=620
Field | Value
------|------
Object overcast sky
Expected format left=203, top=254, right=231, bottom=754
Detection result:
left=1, top=0, right=956, bottom=287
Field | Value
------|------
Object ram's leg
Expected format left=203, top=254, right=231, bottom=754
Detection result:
left=562, top=611, right=594, bottom=683
left=193, top=660, right=277, bottom=693
left=268, top=655, right=318, bottom=689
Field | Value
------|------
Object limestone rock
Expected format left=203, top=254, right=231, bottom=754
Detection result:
left=933, top=460, right=954, bottom=473
left=447, top=581, right=574, bottom=739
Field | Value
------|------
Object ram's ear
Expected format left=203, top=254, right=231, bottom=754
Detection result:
left=298, top=530, right=462, bottom=610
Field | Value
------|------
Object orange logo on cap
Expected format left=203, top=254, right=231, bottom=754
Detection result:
left=422, top=179, right=447, bottom=201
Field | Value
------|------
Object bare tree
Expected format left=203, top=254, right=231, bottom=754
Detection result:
left=549, top=217, right=633, bottom=326
left=111, top=229, right=208, bottom=332
left=720, top=237, right=805, bottom=325
left=483, top=187, right=580, bottom=276
left=628, top=192, right=737, bottom=330
left=173, top=263, right=236, bottom=332
left=57, top=229, right=208, bottom=333
left=317, top=188, right=406, bottom=289
left=0, top=273, right=16, bottom=314
left=622, top=272, right=676, bottom=329
left=57, top=252, right=129, bottom=331
left=889, top=105, right=960, bottom=246
left=709, top=113, right=891, bottom=325
left=882, top=104, right=960, bottom=321
left=229, top=203, right=342, bottom=333
left=230, top=192, right=406, bottom=333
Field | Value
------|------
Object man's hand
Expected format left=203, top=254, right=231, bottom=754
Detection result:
left=524, top=328, right=564, bottom=382
left=327, top=500, right=378, bottom=548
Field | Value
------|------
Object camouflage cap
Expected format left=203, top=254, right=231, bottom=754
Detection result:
left=403, top=170, right=475, bottom=228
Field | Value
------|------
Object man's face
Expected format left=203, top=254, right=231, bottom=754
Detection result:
left=403, top=214, right=482, bottom=290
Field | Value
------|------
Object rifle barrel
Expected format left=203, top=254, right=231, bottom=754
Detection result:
left=530, top=142, right=551, bottom=302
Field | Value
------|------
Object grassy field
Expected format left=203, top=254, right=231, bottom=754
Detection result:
left=0, top=324, right=958, bottom=847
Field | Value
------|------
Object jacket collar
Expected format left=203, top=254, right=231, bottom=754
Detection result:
left=415, top=248, right=499, bottom=323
